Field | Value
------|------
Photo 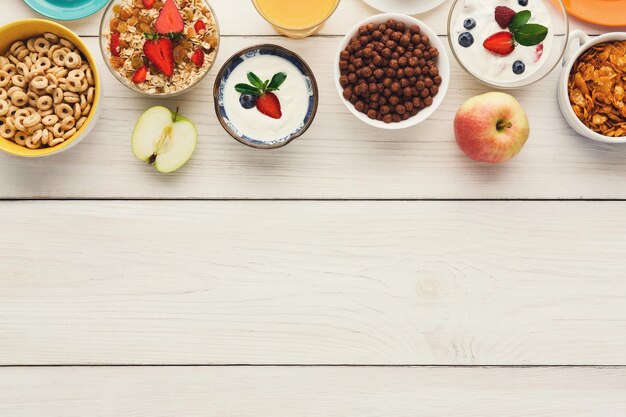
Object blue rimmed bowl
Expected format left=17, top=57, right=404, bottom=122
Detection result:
left=213, top=44, right=319, bottom=149
left=23, top=0, right=110, bottom=20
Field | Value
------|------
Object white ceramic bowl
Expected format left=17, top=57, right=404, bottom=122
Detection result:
left=557, top=31, right=626, bottom=144
left=334, top=13, right=450, bottom=130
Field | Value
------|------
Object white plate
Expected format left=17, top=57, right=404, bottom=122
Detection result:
left=361, top=0, right=448, bottom=15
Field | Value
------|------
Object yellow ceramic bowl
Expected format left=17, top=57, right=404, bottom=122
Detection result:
left=0, top=19, right=101, bottom=157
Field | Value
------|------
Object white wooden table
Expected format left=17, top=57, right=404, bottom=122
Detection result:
left=2, top=0, right=626, bottom=415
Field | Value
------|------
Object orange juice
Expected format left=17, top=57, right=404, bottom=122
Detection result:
left=252, top=0, right=340, bottom=37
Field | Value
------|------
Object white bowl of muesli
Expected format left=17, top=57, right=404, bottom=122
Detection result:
left=99, top=0, right=219, bottom=96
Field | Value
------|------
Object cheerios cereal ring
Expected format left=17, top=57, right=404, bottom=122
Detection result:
left=23, top=113, right=41, bottom=128
left=25, top=135, right=40, bottom=149
left=68, top=69, right=84, bottom=81
left=87, top=87, right=94, bottom=104
left=0, top=89, right=6, bottom=100
left=76, top=116, right=87, bottom=129
left=32, top=129, right=44, bottom=143
left=30, top=75, right=48, bottom=90
left=0, top=99, right=8, bottom=117
left=14, top=109, right=31, bottom=119
left=37, top=95, right=53, bottom=111
left=43, top=32, right=59, bottom=43
left=53, top=87, right=63, bottom=104
left=11, top=91, right=28, bottom=107
left=49, top=137, right=64, bottom=147
left=86, top=68, right=94, bottom=86
left=81, top=103, right=91, bottom=117
left=9, top=41, right=25, bottom=56
left=33, top=38, right=51, bottom=53
left=40, top=108, right=54, bottom=117
left=51, top=122, right=64, bottom=137
left=41, top=129, right=50, bottom=145
left=13, top=116, right=26, bottom=132
left=55, top=103, right=73, bottom=119
left=16, top=49, right=30, bottom=61
left=60, top=116, right=75, bottom=130
left=11, top=74, right=26, bottom=88
left=73, top=102, right=81, bottom=119
left=0, top=70, right=10, bottom=88
left=5, top=116, right=15, bottom=130
left=0, top=123, right=14, bottom=139
left=62, top=127, right=76, bottom=140
left=16, top=62, right=29, bottom=77
left=66, top=79, right=81, bottom=93
left=35, top=57, right=51, bottom=72
left=64, top=52, right=81, bottom=69
left=14, top=131, right=27, bottom=146
left=59, top=38, right=74, bottom=49
left=27, top=92, right=38, bottom=107
left=26, top=38, right=36, bottom=52
left=52, top=49, right=67, bottom=66
left=64, top=92, right=80, bottom=104
left=42, top=114, right=58, bottom=126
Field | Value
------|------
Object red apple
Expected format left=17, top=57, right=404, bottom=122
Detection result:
left=454, top=92, right=530, bottom=163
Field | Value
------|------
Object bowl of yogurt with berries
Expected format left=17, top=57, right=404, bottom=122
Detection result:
left=448, top=0, right=568, bottom=88
left=213, top=44, right=318, bottom=149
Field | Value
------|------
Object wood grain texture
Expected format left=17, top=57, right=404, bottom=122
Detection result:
left=2, top=0, right=620, bottom=36
left=1, top=200, right=625, bottom=365
left=1, top=366, right=626, bottom=417
left=2, top=36, right=626, bottom=199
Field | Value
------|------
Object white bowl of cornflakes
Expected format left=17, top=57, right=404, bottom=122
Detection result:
left=558, top=31, right=626, bottom=143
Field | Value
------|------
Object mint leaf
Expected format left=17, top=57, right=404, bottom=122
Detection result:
left=247, top=72, right=265, bottom=89
left=509, top=10, right=531, bottom=31
left=235, top=83, right=261, bottom=95
left=513, top=23, right=548, bottom=46
left=267, top=72, right=287, bottom=91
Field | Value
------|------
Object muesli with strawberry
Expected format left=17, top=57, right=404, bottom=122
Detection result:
left=106, top=0, right=218, bottom=94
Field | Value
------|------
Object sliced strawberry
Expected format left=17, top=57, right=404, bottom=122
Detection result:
left=142, top=0, right=156, bottom=9
left=483, top=31, right=515, bottom=56
left=132, top=65, right=148, bottom=84
left=194, top=20, right=206, bottom=32
left=110, top=31, right=121, bottom=57
left=256, top=92, right=282, bottom=119
left=494, top=6, right=516, bottom=29
left=143, top=38, right=174, bottom=77
left=155, top=0, right=184, bottom=34
left=191, top=49, right=204, bottom=67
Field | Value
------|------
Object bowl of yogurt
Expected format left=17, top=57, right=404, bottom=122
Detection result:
left=213, top=44, right=319, bottom=149
left=448, top=0, right=569, bottom=89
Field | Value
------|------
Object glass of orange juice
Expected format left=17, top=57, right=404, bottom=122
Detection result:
left=252, top=0, right=340, bottom=38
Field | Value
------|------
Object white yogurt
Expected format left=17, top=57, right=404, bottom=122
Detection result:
left=452, top=0, right=553, bottom=84
left=223, top=55, right=310, bottom=142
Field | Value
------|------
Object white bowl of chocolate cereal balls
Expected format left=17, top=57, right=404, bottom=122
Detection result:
left=335, top=14, right=449, bottom=129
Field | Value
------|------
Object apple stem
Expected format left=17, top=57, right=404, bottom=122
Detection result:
left=496, top=120, right=513, bottom=132
left=173, top=106, right=179, bottom=121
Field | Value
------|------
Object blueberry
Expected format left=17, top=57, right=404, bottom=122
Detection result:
left=239, top=94, right=257, bottom=109
left=458, top=32, right=474, bottom=48
left=518, top=0, right=528, bottom=5
left=512, top=60, right=526, bottom=74
left=463, top=18, right=476, bottom=30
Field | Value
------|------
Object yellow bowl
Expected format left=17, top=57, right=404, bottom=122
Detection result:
left=0, top=19, right=101, bottom=157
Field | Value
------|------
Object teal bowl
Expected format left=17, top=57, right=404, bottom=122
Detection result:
left=23, top=0, right=111, bottom=20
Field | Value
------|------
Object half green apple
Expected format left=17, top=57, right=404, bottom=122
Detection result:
left=132, top=106, right=197, bottom=173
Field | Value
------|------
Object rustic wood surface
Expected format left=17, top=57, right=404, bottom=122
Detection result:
left=1, top=0, right=625, bottom=415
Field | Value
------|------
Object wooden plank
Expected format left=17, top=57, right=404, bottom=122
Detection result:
left=1, top=366, right=625, bottom=416
left=2, top=36, right=626, bottom=200
left=1, top=0, right=613, bottom=36
left=1, top=200, right=625, bottom=365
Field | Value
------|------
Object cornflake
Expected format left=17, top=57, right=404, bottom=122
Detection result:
left=568, top=40, right=626, bottom=138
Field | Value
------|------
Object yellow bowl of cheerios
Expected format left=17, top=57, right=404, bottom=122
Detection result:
left=0, top=19, right=101, bottom=157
